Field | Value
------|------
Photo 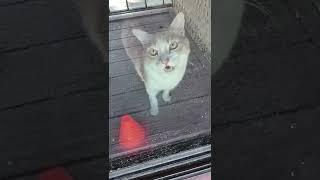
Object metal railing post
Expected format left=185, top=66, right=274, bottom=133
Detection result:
left=126, top=0, right=129, bottom=10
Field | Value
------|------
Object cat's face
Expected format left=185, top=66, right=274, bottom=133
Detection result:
left=132, top=13, right=190, bottom=72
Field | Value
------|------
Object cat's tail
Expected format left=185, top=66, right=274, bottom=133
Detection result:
left=121, top=28, right=145, bottom=82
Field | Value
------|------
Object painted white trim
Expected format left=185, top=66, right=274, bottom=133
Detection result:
left=109, top=7, right=171, bottom=21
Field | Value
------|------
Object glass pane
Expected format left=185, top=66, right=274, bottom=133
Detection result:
left=109, top=0, right=211, bottom=178
left=109, top=0, right=128, bottom=12
left=164, top=0, right=172, bottom=4
left=147, top=0, right=163, bottom=7
left=128, top=0, right=146, bottom=10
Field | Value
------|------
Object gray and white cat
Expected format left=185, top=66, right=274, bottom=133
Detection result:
left=129, top=13, right=190, bottom=116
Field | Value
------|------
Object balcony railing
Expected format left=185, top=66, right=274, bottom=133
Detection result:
left=109, top=0, right=173, bottom=15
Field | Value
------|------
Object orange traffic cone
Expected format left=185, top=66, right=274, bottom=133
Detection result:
left=119, top=114, right=146, bottom=150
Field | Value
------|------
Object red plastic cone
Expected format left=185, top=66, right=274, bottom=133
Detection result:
left=38, top=167, right=73, bottom=180
left=119, top=114, right=146, bottom=150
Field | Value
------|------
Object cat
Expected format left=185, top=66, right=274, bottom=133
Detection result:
left=126, top=12, right=190, bottom=116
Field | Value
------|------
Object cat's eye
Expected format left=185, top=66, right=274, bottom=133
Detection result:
left=170, top=41, right=178, bottom=50
left=149, top=48, right=158, bottom=56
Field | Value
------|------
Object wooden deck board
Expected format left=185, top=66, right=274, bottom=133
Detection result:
left=108, top=12, right=211, bottom=157
left=0, top=0, right=86, bottom=53
left=0, top=0, right=107, bottom=178
left=109, top=73, right=210, bottom=118
left=110, top=96, right=210, bottom=155
left=0, top=37, right=105, bottom=110
left=213, top=43, right=320, bottom=125
left=0, top=89, right=106, bottom=177
left=0, top=0, right=28, bottom=6
left=109, top=21, right=170, bottom=41
left=231, top=0, right=308, bottom=57
left=287, top=0, right=320, bottom=43
left=215, top=106, right=320, bottom=179
left=68, top=160, right=106, bottom=180
left=10, top=159, right=106, bottom=180
left=109, top=46, right=144, bottom=63
left=109, top=37, right=148, bottom=51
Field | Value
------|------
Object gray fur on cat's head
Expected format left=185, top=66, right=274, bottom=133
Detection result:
left=132, top=12, right=190, bottom=72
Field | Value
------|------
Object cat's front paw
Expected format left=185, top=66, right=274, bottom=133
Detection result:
left=150, top=107, right=159, bottom=116
left=162, top=94, right=172, bottom=102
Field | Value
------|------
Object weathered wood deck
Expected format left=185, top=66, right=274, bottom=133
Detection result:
left=0, top=0, right=107, bottom=179
left=108, top=12, right=211, bottom=158
left=1, top=0, right=320, bottom=179
left=214, top=0, right=320, bottom=179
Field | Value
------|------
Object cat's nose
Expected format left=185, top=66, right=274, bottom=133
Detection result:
left=161, top=58, right=169, bottom=65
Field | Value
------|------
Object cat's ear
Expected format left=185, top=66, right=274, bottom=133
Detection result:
left=132, top=29, right=153, bottom=45
left=169, top=12, right=185, bottom=36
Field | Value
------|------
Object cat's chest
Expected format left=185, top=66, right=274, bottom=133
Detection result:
left=145, top=67, right=186, bottom=89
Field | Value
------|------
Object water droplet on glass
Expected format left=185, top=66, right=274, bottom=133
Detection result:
left=290, top=123, right=297, bottom=129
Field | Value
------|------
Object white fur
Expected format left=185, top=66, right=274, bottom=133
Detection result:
left=144, top=54, right=189, bottom=115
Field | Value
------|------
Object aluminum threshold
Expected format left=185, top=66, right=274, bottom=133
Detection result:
left=109, top=145, right=211, bottom=180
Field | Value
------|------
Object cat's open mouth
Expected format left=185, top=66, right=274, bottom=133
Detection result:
left=164, top=65, right=175, bottom=72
